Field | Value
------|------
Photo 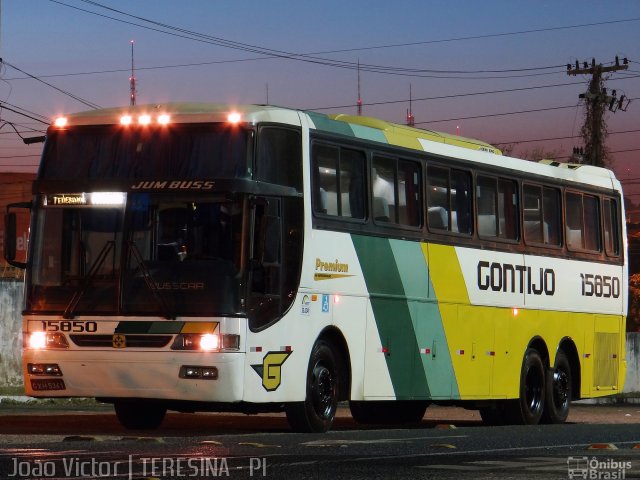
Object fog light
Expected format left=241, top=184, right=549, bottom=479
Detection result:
left=28, top=363, right=63, bottom=376
left=179, top=365, right=218, bottom=380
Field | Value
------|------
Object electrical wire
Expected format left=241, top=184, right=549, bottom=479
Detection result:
left=50, top=0, right=633, bottom=80
left=1, top=61, right=101, bottom=110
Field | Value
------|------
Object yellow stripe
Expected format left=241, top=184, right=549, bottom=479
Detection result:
left=423, top=243, right=469, bottom=304
left=180, top=322, right=218, bottom=334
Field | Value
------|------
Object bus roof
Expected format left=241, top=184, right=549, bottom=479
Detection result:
left=52, top=103, right=620, bottom=192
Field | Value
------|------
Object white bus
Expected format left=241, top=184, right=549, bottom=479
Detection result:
left=5, top=104, right=627, bottom=431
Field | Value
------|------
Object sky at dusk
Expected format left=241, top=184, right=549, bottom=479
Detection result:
left=0, top=1, right=638, bottom=200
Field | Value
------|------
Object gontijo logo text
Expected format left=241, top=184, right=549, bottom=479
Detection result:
left=477, top=260, right=555, bottom=296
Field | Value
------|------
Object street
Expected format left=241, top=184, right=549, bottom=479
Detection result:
left=1, top=402, right=640, bottom=479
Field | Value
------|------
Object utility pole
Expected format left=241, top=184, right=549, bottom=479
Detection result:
left=567, top=57, right=629, bottom=167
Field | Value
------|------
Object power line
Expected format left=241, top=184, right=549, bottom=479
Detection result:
left=416, top=104, right=579, bottom=125
left=0, top=101, right=50, bottom=124
left=49, top=0, right=638, bottom=80
left=493, top=128, right=640, bottom=146
left=1, top=60, right=101, bottom=110
left=1, top=59, right=569, bottom=82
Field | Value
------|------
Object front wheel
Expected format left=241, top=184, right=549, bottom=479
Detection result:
left=114, top=401, right=166, bottom=430
left=541, top=351, right=572, bottom=424
left=286, top=340, right=340, bottom=432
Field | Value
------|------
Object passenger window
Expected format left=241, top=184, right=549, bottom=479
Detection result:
left=312, top=143, right=366, bottom=220
left=427, top=165, right=472, bottom=235
left=523, top=184, right=561, bottom=246
left=603, top=198, right=620, bottom=256
left=372, top=156, right=422, bottom=227
left=565, top=191, right=601, bottom=252
left=476, top=176, right=519, bottom=240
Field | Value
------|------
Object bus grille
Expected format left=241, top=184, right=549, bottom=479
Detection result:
left=69, top=334, right=173, bottom=348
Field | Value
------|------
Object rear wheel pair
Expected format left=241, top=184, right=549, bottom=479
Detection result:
left=480, top=349, right=571, bottom=425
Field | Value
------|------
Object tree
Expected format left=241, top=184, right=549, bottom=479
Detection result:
left=627, top=273, right=640, bottom=332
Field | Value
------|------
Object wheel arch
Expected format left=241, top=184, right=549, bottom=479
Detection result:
left=556, top=336, right=581, bottom=400
left=527, top=336, right=550, bottom=368
left=316, top=326, right=351, bottom=401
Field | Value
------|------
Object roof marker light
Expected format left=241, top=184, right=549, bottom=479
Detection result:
left=54, top=117, right=68, bottom=128
left=120, top=115, right=133, bottom=126
left=138, top=114, right=151, bottom=126
left=227, top=112, right=241, bottom=124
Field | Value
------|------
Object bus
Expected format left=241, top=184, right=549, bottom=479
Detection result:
left=5, top=103, right=627, bottom=432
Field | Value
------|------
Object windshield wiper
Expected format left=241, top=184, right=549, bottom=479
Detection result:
left=63, top=241, right=115, bottom=319
left=128, top=241, right=175, bottom=320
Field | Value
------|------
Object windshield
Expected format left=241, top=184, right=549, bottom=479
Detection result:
left=27, top=193, right=246, bottom=317
left=40, top=123, right=252, bottom=180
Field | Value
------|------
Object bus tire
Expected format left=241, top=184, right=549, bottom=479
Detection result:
left=506, top=348, right=546, bottom=425
left=114, top=401, right=166, bottom=430
left=541, top=350, right=572, bottom=424
left=350, top=401, right=428, bottom=425
left=285, top=340, right=339, bottom=433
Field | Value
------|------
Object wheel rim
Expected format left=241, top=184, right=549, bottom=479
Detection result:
left=525, top=364, right=544, bottom=414
left=552, top=369, right=570, bottom=410
left=311, top=361, right=335, bottom=419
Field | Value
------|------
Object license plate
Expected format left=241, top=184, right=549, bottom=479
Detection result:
left=30, top=379, right=66, bottom=391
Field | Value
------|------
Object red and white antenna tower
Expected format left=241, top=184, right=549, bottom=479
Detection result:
left=129, top=40, right=137, bottom=106
left=406, top=84, right=415, bottom=127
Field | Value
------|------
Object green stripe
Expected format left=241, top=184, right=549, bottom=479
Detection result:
left=307, top=111, right=355, bottom=137
left=350, top=124, right=388, bottom=144
left=352, top=235, right=430, bottom=399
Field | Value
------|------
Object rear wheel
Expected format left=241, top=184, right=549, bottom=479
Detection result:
left=286, top=340, right=340, bottom=432
left=114, top=401, right=166, bottom=430
left=541, top=351, right=572, bottom=424
left=506, top=348, right=546, bottom=425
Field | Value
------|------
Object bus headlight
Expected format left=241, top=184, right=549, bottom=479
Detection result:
left=27, top=332, right=69, bottom=349
left=171, top=333, right=239, bottom=352
left=199, top=334, right=219, bottom=351
left=171, top=333, right=220, bottom=352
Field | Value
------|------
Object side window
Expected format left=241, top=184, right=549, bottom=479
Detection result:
left=256, top=127, right=302, bottom=190
left=476, top=175, right=519, bottom=240
left=523, top=184, right=561, bottom=246
left=543, top=187, right=562, bottom=246
left=603, top=198, right=620, bottom=256
left=398, top=159, right=422, bottom=227
left=427, top=165, right=472, bottom=235
left=477, top=176, right=498, bottom=237
left=372, top=155, right=422, bottom=227
left=565, top=191, right=601, bottom=252
left=312, top=143, right=365, bottom=220
left=372, top=156, right=396, bottom=222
